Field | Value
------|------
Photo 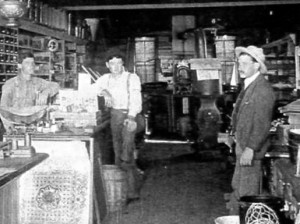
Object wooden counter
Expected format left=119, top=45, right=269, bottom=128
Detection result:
left=271, top=158, right=300, bottom=220
left=4, top=131, right=92, bottom=141
left=0, top=153, right=48, bottom=224
left=4, top=132, right=96, bottom=224
left=0, top=153, right=48, bottom=189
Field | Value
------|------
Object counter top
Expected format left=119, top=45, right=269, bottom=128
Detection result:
left=273, top=159, right=300, bottom=200
left=265, top=144, right=290, bottom=158
left=0, top=153, right=48, bottom=189
left=4, top=130, right=93, bottom=141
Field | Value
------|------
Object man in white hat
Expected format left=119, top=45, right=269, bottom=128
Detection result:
left=226, top=45, right=275, bottom=214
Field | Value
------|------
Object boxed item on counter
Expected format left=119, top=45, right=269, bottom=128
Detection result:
left=57, top=89, right=98, bottom=113
left=50, top=111, right=98, bottom=128
left=51, top=89, right=99, bottom=129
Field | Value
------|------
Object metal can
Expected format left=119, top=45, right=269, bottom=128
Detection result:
left=24, top=133, right=32, bottom=147
left=12, top=138, right=18, bottom=150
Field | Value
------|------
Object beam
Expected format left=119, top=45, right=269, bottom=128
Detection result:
left=63, top=1, right=300, bottom=11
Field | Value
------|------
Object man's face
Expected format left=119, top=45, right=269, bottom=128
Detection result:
left=237, top=54, right=259, bottom=79
left=106, top=57, right=124, bottom=75
left=21, top=57, right=35, bottom=80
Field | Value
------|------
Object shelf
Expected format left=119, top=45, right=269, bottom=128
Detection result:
left=0, top=43, right=17, bottom=47
left=53, top=61, right=65, bottom=65
left=0, top=63, right=17, bottom=66
left=0, top=33, right=17, bottom=37
left=266, top=55, right=295, bottom=59
left=19, top=45, right=44, bottom=52
left=0, top=73, right=17, bottom=76
left=0, top=52, right=18, bottom=55
left=35, top=61, right=49, bottom=64
left=33, top=74, right=51, bottom=77
left=17, top=19, right=88, bottom=45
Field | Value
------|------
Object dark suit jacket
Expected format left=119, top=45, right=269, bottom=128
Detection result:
left=231, top=74, right=275, bottom=160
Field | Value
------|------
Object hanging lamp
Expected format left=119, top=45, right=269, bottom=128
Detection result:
left=0, top=0, right=27, bottom=27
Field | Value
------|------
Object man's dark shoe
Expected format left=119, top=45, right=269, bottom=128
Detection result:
left=126, top=197, right=140, bottom=205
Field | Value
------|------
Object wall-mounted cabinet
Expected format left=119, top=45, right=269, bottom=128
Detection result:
left=0, top=27, right=18, bottom=85
left=262, top=34, right=297, bottom=102
left=0, top=18, right=88, bottom=93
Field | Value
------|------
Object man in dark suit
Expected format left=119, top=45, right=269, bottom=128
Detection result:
left=226, top=46, right=276, bottom=215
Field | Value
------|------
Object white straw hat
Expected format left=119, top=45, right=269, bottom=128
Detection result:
left=235, top=45, right=267, bottom=74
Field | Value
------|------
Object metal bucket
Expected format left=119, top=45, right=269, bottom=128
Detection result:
left=288, top=129, right=300, bottom=164
left=288, top=139, right=298, bottom=164
left=288, top=129, right=300, bottom=143
left=239, top=195, right=284, bottom=224
left=102, top=165, right=127, bottom=213
left=192, top=79, right=220, bottom=96
left=215, top=216, right=240, bottom=224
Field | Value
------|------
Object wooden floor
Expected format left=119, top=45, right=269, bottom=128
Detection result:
left=101, top=143, right=233, bottom=224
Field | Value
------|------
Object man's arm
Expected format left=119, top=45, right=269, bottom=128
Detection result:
left=0, top=82, right=13, bottom=108
left=246, top=88, right=275, bottom=151
left=46, top=81, right=60, bottom=97
left=128, top=73, right=142, bottom=118
left=91, top=74, right=112, bottom=107
left=35, top=79, right=60, bottom=105
left=240, top=86, right=275, bottom=165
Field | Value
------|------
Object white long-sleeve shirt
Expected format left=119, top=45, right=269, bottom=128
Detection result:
left=93, top=71, right=142, bottom=117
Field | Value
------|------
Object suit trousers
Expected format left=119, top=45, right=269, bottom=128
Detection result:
left=110, top=108, right=140, bottom=199
left=228, top=142, right=262, bottom=215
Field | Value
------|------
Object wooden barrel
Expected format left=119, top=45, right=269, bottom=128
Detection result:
left=215, top=35, right=236, bottom=60
left=135, top=37, right=156, bottom=83
left=135, top=37, right=156, bottom=62
left=135, top=61, right=156, bottom=84
left=102, top=165, right=127, bottom=213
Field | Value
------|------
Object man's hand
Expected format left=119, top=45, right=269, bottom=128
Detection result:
left=36, top=91, right=49, bottom=105
left=240, top=147, right=254, bottom=166
left=226, top=134, right=235, bottom=148
left=124, top=116, right=137, bottom=132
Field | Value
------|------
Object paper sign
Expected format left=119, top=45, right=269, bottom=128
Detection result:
left=58, top=89, right=98, bottom=113
left=196, top=70, right=219, bottom=81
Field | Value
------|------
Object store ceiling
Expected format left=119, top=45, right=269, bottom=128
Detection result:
left=41, top=0, right=300, bottom=42
left=43, top=0, right=300, bottom=8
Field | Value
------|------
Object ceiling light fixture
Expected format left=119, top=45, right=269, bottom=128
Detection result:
left=0, top=0, right=27, bottom=27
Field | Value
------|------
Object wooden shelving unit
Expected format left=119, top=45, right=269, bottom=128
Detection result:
left=0, top=27, right=18, bottom=85
left=18, top=19, right=87, bottom=45
left=0, top=17, right=88, bottom=91
left=262, top=34, right=297, bottom=102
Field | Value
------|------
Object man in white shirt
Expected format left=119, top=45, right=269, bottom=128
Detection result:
left=93, top=51, right=142, bottom=204
left=0, top=51, right=59, bottom=131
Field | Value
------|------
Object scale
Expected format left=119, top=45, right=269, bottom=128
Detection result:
left=173, top=60, right=192, bottom=95
left=0, top=106, right=46, bottom=158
